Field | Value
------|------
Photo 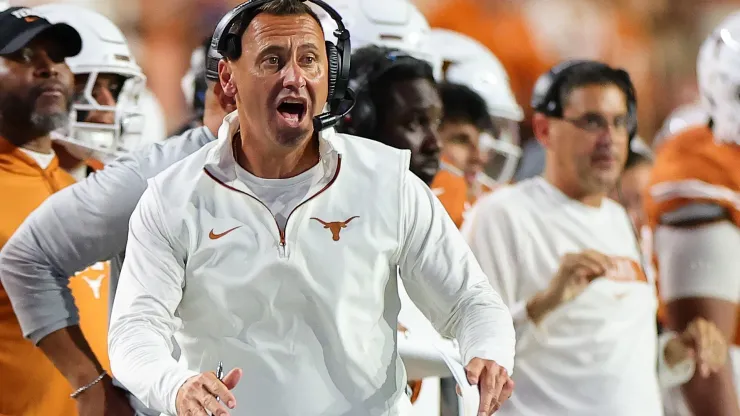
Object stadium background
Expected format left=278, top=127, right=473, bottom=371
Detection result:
left=8, top=0, right=738, bottom=147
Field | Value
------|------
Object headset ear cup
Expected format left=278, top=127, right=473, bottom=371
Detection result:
left=325, top=41, right=340, bottom=102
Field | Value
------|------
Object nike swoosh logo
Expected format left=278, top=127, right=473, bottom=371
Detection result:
left=209, top=226, right=241, bottom=240
left=432, top=188, right=445, bottom=196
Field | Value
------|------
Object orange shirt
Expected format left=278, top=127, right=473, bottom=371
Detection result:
left=431, top=163, right=469, bottom=228
left=644, top=125, right=740, bottom=229
left=0, top=138, right=109, bottom=416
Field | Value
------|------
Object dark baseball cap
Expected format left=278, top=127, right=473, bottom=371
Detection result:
left=0, top=7, right=82, bottom=57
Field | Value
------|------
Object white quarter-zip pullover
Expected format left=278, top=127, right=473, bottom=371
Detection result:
left=108, top=112, right=515, bottom=416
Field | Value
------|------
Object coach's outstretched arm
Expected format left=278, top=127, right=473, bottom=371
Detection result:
left=396, top=171, right=516, bottom=414
left=108, top=182, right=199, bottom=415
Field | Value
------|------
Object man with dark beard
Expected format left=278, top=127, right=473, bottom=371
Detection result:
left=0, top=28, right=233, bottom=414
left=0, top=6, right=97, bottom=416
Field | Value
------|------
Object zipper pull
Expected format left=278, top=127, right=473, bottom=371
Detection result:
left=278, top=240, right=287, bottom=258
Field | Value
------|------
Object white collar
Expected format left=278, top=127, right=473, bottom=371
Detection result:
left=204, top=110, right=342, bottom=187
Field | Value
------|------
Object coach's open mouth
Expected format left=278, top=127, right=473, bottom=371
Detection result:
left=277, top=97, right=307, bottom=127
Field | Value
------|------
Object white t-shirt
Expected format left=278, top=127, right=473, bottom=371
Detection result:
left=19, top=147, right=55, bottom=170
left=235, top=162, right=324, bottom=231
left=462, top=176, right=661, bottom=416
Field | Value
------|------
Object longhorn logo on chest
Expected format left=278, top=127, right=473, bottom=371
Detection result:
left=310, top=216, right=360, bottom=241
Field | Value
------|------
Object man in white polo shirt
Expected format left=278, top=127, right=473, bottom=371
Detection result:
left=107, top=1, right=516, bottom=415
left=462, top=60, right=726, bottom=416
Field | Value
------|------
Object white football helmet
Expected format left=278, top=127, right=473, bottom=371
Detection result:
left=314, top=0, right=442, bottom=79
left=697, top=10, right=740, bottom=145
left=653, top=102, right=708, bottom=149
left=33, top=3, right=150, bottom=163
left=430, top=29, right=523, bottom=184
left=182, top=44, right=206, bottom=116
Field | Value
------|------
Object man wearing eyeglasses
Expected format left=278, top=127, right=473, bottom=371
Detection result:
left=460, top=60, right=727, bottom=415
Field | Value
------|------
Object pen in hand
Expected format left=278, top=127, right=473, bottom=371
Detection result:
left=216, top=361, right=224, bottom=403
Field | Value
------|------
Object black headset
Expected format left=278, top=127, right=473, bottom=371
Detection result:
left=340, top=49, right=428, bottom=137
left=210, top=0, right=353, bottom=132
left=531, top=59, right=638, bottom=140
left=204, top=34, right=222, bottom=82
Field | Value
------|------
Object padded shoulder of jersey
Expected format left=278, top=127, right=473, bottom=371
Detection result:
left=644, top=125, right=740, bottom=228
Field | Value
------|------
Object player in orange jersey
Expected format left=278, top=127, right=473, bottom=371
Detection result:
left=432, top=82, right=492, bottom=228
left=644, top=11, right=740, bottom=416
left=429, top=29, right=523, bottom=226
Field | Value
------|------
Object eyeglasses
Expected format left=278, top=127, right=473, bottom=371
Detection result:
left=557, top=112, right=630, bottom=135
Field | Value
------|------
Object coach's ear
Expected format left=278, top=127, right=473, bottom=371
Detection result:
left=219, top=59, right=237, bottom=98
left=532, top=112, right=551, bottom=148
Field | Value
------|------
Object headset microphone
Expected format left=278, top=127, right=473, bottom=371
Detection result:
left=313, top=88, right=356, bottom=132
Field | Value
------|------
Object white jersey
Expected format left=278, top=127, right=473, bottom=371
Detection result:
left=462, top=176, right=662, bottom=416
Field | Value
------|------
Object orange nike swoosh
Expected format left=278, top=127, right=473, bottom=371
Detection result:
left=209, top=226, right=241, bottom=240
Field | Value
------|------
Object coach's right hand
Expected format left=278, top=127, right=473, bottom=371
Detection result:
left=526, top=250, right=614, bottom=324
left=175, top=368, right=242, bottom=416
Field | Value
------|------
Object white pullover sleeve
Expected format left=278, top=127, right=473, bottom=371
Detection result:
left=108, top=182, right=198, bottom=416
left=396, top=171, right=516, bottom=375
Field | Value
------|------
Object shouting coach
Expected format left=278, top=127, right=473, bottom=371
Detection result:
left=107, top=0, right=515, bottom=415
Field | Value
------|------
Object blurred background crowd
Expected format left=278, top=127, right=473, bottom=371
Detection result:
left=2, top=0, right=739, bottom=415
left=9, top=0, right=735, bottom=147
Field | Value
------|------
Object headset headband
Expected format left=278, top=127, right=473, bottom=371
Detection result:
left=340, top=48, right=435, bottom=138
left=349, top=50, right=419, bottom=92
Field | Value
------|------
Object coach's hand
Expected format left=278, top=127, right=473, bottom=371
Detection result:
left=464, top=358, right=514, bottom=415
left=664, top=317, right=727, bottom=378
left=175, top=368, right=242, bottom=416
left=76, top=375, right=135, bottom=416
left=527, top=250, right=613, bottom=324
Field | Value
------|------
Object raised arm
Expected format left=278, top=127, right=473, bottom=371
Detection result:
left=395, top=171, right=515, bottom=375
left=108, top=183, right=198, bottom=415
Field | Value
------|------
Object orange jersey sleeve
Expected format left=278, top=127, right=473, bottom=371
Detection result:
left=431, top=169, right=469, bottom=229
left=644, top=125, right=740, bottom=230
